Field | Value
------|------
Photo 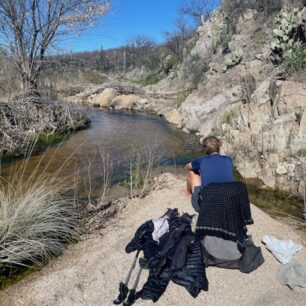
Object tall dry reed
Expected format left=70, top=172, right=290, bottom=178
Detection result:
left=0, top=137, right=79, bottom=270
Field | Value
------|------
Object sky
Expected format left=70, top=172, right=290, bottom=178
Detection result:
left=63, top=0, right=221, bottom=53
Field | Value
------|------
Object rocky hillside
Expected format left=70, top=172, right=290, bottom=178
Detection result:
left=64, top=2, right=306, bottom=197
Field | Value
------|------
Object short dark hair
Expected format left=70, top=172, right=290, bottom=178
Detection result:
left=202, top=136, right=221, bottom=155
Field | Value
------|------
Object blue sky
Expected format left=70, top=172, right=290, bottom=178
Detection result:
left=64, top=0, right=221, bottom=52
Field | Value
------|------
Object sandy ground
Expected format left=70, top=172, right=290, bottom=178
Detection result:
left=1, top=173, right=306, bottom=306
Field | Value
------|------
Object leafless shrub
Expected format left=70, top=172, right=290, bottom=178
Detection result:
left=97, top=148, right=113, bottom=206
left=164, top=18, right=194, bottom=62
left=125, top=141, right=164, bottom=198
left=0, top=53, right=20, bottom=99
left=179, top=0, right=214, bottom=25
left=0, top=98, right=88, bottom=157
left=78, top=147, right=113, bottom=210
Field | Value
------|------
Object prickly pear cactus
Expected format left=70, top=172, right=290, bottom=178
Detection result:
left=271, top=8, right=306, bottom=64
left=222, top=48, right=244, bottom=72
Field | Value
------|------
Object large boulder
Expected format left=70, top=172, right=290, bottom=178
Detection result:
left=277, top=81, right=306, bottom=113
left=180, top=93, right=228, bottom=131
left=112, top=94, right=142, bottom=110
left=89, top=88, right=117, bottom=107
left=163, top=108, right=183, bottom=127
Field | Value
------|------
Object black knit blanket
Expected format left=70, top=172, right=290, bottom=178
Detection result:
left=195, top=182, right=253, bottom=249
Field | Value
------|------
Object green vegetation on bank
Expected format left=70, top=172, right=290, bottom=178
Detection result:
left=1, top=132, right=68, bottom=163
left=136, top=72, right=165, bottom=86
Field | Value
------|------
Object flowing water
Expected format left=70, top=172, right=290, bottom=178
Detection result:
left=0, top=107, right=304, bottom=221
left=0, top=108, right=199, bottom=196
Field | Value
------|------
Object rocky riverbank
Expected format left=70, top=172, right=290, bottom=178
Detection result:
left=64, top=4, right=306, bottom=198
left=0, top=173, right=305, bottom=306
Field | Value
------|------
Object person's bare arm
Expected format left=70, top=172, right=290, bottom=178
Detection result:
left=185, top=162, right=193, bottom=171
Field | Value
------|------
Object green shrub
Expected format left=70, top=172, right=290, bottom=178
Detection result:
left=251, top=27, right=266, bottom=45
left=221, top=108, right=238, bottom=125
left=294, top=149, right=306, bottom=157
left=136, top=72, right=164, bottom=86
left=286, top=45, right=306, bottom=72
left=295, top=110, right=304, bottom=125
left=182, top=54, right=209, bottom=87
left=220, top=34, right=232, bottom=50
left=164, top=57, right=180, bottom=75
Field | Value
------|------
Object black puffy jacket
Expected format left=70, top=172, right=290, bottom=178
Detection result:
left=126, top=215, right=209, bottom=302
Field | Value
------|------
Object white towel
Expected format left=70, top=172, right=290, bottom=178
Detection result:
left=262, top=234, right=302, bottom=264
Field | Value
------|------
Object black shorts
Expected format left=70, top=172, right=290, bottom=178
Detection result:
left=191, top=186, right=201, bottom=212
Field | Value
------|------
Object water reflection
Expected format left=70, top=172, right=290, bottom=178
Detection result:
left=0, top=109, right=198, bottom=193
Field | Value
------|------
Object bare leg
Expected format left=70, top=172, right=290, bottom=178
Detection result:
left=186, top=171, right=201, bottom=195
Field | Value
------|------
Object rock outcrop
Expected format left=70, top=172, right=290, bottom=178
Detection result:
left=64, top=4, right=306, bottom=196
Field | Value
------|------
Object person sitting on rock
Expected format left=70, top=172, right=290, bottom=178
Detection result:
left=184, top=135, right=234, bottom=212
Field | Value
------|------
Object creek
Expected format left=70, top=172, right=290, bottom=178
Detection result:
left=0, top=107, right=304, bottom=222
left=0, top=107, right=199, bottom=196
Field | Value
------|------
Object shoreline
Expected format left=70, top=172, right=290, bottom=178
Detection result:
left=1, top=173, right=305, bottom=305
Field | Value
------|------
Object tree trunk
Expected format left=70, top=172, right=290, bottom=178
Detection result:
left=20, top=67, right=40, bottom=95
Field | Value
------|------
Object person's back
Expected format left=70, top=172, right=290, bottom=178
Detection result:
left=192, top=153, right=233, bottom=189
left=185, top=136, right=234, bottom=212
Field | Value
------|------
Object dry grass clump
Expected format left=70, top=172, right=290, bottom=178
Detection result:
left=0, top=178, right=77, bottom=270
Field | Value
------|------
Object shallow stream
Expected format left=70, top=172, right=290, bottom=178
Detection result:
left=0, top=107, right=305, bottom=221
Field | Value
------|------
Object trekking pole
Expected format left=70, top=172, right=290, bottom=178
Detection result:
left=125, top=250, right=140, bottom=284
left=113, top=250, right=140, bottom=305
left=123, top=265, right=144, bottom=306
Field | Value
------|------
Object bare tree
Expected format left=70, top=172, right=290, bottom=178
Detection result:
left=125, top=35, right=157, bottom=68
left=178, top=0, right=212, bottom=25
left=0, top=0, right=109, bottom=93
left=164, top=18, right=193, bottom=61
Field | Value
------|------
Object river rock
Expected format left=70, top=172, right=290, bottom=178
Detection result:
left=90, top=88, right=117, bottom=107
left=235, top=159, right=261, bottom=178
left=261, top=174, right=276, bottom=189
left=228, top=34, right=248, bottom=52
left=182, top=127, right=190, bottom=134
left=268, top=153, right=280, bottom=165
left=163, top=108, right=183, bottom=127
left=112, top=94, right=142, bottom=110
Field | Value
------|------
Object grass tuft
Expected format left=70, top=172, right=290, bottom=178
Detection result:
left=0, top=179, right=77, bottom=270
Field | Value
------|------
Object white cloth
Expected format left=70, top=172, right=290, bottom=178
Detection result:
left=262, top=235, right=302, bottom=264
left=277, top=259, right=306, bottom=288
left=152, top=216, right=169, bottom=243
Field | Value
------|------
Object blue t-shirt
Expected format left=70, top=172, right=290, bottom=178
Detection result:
left=191, top=154, right=234, bottom=189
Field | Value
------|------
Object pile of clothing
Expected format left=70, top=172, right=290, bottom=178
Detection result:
left=114, top=182, right=263, bottom=305
left=125, top=208, right=208, bottom=302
